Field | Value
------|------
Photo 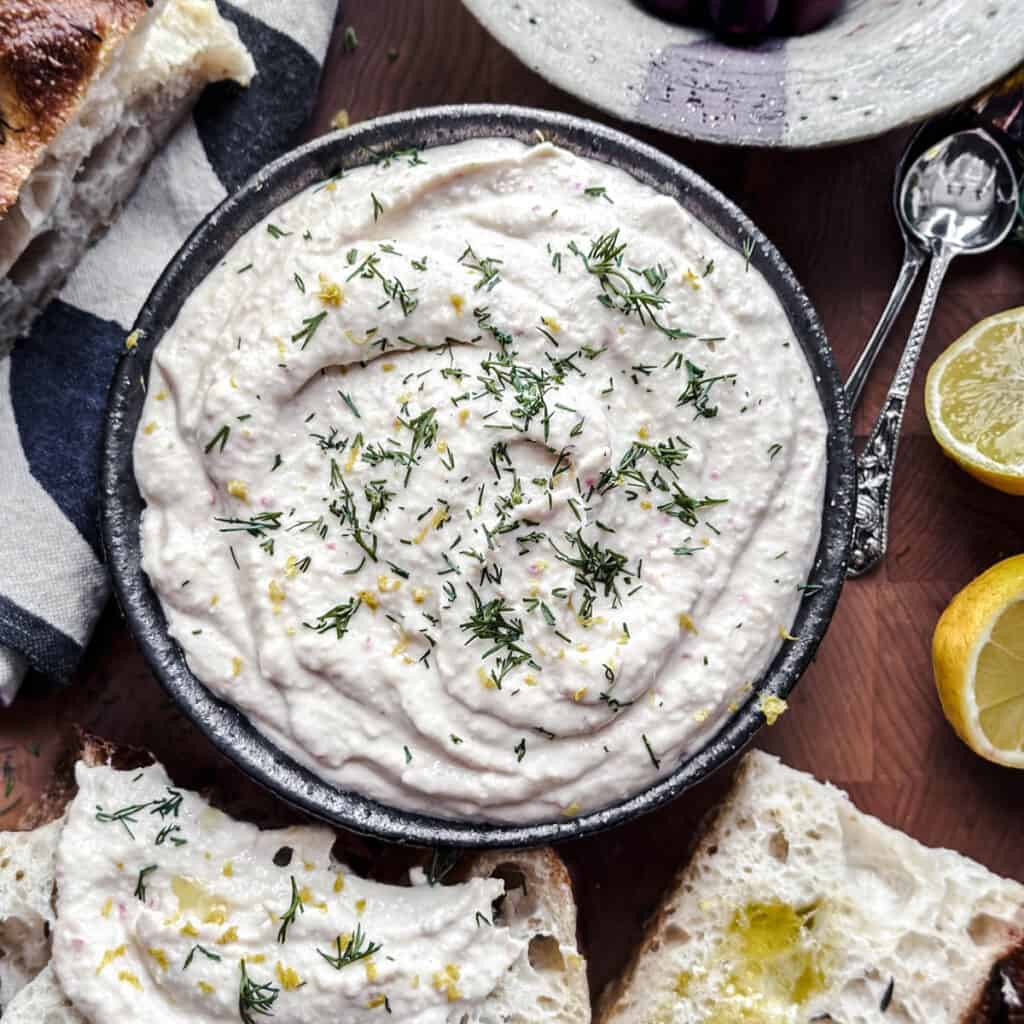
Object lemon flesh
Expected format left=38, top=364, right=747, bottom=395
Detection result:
left=925, top=308, right=1024, bottom=495
left=933, top=554, right=1024, bottom=768
left=975, top=598, right=1024, bottom=752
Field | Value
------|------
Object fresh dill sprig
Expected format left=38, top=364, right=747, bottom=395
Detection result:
left=239, top=959, right=279, bottom=1023
left=460, top=584, right=534, bottom=688
left=134, top=864, right=157, bottom=901
left=317, top=923, right=382, bottom=970
left=458, top=244, right=503, bottom=291
left=657, top=484, right=728, bottom=527
left=215, top=512, right=283, bottom=538
left=204, top=424, right=230, bottom=454
left=673, top=359, right=736, bottom=419
left=184, top=944, right=221, bottom=970
left=276, top=875, right=305, bottom=943
left=292, top=310, right=328, bottom=349
left=568, top=229, right=689, bottom=340
left=304, top=596, right=362, bottom=640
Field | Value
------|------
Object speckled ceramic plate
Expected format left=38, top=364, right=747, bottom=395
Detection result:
left=102, top=105, right=854, bottom=848
left=462, top=0, right=1024, bottom=148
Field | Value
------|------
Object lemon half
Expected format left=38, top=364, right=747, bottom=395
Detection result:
left=933, top=554, right=1024, bottom=768
left=925, top=307, right=1024, bottom=495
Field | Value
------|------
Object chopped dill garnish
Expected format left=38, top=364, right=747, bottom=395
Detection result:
left=239, top=959, right=279, bottom=1022
left=318, top=923, right=382, bottom=970
left=276, top=875, right=304, bottom=943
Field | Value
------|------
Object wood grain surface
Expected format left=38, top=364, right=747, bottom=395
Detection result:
left=2, top=0, right=1023, bottom=1010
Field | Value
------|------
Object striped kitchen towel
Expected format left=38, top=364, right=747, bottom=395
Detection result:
left=0, top=0, right=339, bottom=704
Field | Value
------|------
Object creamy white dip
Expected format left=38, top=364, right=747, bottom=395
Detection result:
left=51, top=761, right=543, bottom=1022
left=134, top=139, right=827, bottom=822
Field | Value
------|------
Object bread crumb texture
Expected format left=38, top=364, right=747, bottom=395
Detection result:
left=599, top=751, right=1024, bottom=1024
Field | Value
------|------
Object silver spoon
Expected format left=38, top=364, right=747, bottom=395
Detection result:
left=845, top=153, right=928, bottom=410
left=848, top=128, right=1019, bottom=578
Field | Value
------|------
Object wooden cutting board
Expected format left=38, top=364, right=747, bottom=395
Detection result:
left=3, top=0, right=1022, bottom=1007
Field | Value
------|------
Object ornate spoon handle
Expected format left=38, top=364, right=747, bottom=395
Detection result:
left=848, top=246, right=955, bottom=577
left=845, top=240, right=927, bottom=411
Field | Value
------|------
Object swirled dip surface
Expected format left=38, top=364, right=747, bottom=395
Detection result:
left=52, top=761, right=538, bottom=1023
left=135, top=140, right=827, bottom=823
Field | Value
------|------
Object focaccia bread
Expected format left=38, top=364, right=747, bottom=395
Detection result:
left=0, top=735, right=590, bottom=1023
left=598, top=751, right=1024, bottom=1024
left=0, top=0, right=255, bottom=350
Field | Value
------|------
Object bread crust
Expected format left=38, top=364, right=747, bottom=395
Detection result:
left=964, top=938, right=1024, bottom=1023
left=0, top=0, right=151, bottom=215
left=594, top=760, right=748, bottom=1024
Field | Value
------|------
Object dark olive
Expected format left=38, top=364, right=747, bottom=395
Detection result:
left=778, top=0, right=844, bottom=34
left=708, top=0, right=780, bottom=35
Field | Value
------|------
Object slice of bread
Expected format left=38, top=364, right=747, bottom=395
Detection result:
left=0, top=0, right=254, bottom=351
left=597, top=751, right=1024, bottom=1024
left=0, top=734, right=590, bottom=1022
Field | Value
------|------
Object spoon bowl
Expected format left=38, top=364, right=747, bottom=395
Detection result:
left=900, top=129, right=1019, bottom=254
left=849, top=128, right=1020, bottom=577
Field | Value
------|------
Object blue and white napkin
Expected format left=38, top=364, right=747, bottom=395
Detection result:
left=0, top=0, right=339, bottom=704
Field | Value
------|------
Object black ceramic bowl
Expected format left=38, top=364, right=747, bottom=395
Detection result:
left=101, top=104, right=855, bottom=848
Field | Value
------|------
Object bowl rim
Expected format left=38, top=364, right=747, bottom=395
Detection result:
left=101, top=103, right=855, bottom=848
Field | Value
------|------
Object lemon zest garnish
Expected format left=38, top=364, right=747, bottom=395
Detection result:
left=143, top=421, right=158, bottom=435
left=562, top=801, right=581, bottom=817
left=378, top=574, right=401, bottom=592
left=573, top=687, right=587, bottom=702
left=684, top=268, right=701, bottom=289
left=478, top=667, right=497, bottom=690
left=125, top=330, right=141, bottom=351
left=249, top=954, right=266, bottom=964
left=358, top=590, right=380, bottom=610
left=524, top=673, right=539, bottom=687
left=541, top=316, right=561, bottom=334
left=365, top=958, right=378, bottom=983
left=227, top=480, right=249, bottom=502
left=101, top=898, right=113, bottom=918
left=432, top=964, right=462, bottom=1002
left=198, top=981, right=215, bottom=995
left=345, top=441, right=361, bottom=472
left=154, top=389, right=168, bottom=401
left=678, top=613, right=698, bottom=634
left=333, top=873, right=345, bottom=893
left=118, top=971, right=142, bottom=991
left=778, top=625, right=799, bottom=641
left=231, top=657, right=243, bottom=678
left=391, top=635, right=410, bottom=657
left=97, top=946, right=127, bottom=975
left=759, top=695, right=789, bottom=725
left=458, top=409, right=470, bottom=425
left=222, top=861, right=234, bottom=877
left=412, top=587, right=429, bottom=604
left=367, top=995, right=388, bottom=1009
left=148, top=948, right=169, bottom=970
left=276, top=962, right=303, bottom=991
left=331, top=109, right=350, bottom=130
left=450, top=294, right=465, bottom=314
left=638, top=425, right=650, bottom=440
left=355, top=898, right=366, bottom=915
left=180, top=921, right=199, bottom=937
left=317, top=274, right=344, bottom=306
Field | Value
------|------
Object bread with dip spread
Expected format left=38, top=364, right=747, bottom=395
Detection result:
left=597, top=750, right=1024, bottom=1024
left=0, top=736, right=590, bottom=1023
left=0, top=0, right=254, bottom=350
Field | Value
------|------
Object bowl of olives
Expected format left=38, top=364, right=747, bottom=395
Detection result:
left=645, top=0, right=844, bottom=37
left=462, top=0, right=1024, bottom=147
